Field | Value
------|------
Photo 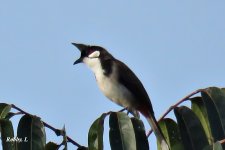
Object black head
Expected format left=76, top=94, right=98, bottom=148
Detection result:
left=72, top=43, right=114, bottom=65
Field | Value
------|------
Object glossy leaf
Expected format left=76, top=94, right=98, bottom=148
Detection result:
left=201, top=87, right=225, bottom=142
left=45, top=142, right=59, bottom=150
left=174, top=106, right=209, bottom=150
left=131, top=117, right=149, bottom=150
left=88, top=113, right=107, bottom=150
left=109, top=112, right=136, bottom=150
left=191, top=97, right=213, bottom=144
left=157, top=118, right=184, bottom=150
left=0, top=119, right=15, bottom=150
left=17, top=115, right=46, bottom=150
left=0, top=103, right=11, bottom=119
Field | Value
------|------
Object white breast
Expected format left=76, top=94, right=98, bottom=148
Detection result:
left=83, top=57, right=134, bottom=108
left=96, top=66, right=134, bottom=108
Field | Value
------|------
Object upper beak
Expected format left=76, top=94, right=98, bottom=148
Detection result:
left=71, top=43, right=88, bottom=52
left=73, top=57, right=82, bottom=65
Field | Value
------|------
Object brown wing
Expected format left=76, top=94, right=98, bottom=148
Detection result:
left=115, top=60, right=154, bottom=115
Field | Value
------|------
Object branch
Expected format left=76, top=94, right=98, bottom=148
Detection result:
left=11, top=104, right=83, bottom=148
left=10, top=105, right=127, bottom=148
left=147, top=89, right=203, bottom=137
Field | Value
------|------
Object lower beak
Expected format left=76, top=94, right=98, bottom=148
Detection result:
left=73, top=58, right=82, bottom=65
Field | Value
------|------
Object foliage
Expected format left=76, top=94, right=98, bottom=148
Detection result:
left=0, top=87, right=225, bottom=150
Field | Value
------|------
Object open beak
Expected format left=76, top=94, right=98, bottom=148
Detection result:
left=73, top=57, right=82, bottom=65
left=72, top=42, right=88, bottom=65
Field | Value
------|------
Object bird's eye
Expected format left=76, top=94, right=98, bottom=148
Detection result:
left=88, top=50, right=100, bottom=58
left=87, top=49, right=94, bottom=55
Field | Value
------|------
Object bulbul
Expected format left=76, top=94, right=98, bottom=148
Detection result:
left=73, top=43, right=169, bottom=150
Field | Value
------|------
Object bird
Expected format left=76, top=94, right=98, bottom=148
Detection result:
left=72, top=43, right=169, bottom=150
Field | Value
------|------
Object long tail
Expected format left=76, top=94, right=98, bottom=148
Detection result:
left=146, top=115, right=170, bottom=150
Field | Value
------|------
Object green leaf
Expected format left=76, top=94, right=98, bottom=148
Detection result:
left=45, top=142, right=59, bottom=150
left=191, top=97, right=213, bottom=144
left=109, top=112, right=136, bottom=150
left=0, top=103, right=11, bottom=119
left=201, top=87, right=225, bottom=142
left=221, top=88, right=225, bottom=93
left=0, top=119, right=15, bottom=150
left=131, top=117, right=149, bottom=150
left=17, top=114, right=46, bottom=150
left=88, top=113, right=107, bottom=150
left=157, top=118, right=184, bottom=150
left=203, top=142, right=223, bottom=150
left=174, top=106, right=209, bottom=150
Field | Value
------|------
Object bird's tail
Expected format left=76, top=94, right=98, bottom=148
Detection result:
left=147, top=115, right=170, bottom=150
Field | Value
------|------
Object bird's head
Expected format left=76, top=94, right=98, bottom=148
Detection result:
left=72, top=43, right=114, bottom=70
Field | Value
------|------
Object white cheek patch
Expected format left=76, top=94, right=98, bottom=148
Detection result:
left=88, top=51, right=100, bottom=58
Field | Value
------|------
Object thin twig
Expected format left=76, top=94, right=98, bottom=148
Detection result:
left=147, top=89, right=203, bottom=137
left=11, top=104, right=83, bottom=148
left=11, top=104, right=31, bottom=116
left=13, top=112, right=24, bottom=115
left=119, top=108, right=127, bottom=112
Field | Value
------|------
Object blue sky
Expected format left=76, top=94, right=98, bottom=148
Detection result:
left=0, top=1, right=225, bottom=149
